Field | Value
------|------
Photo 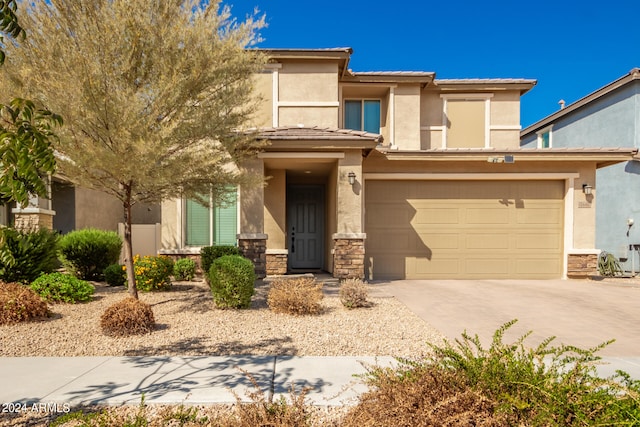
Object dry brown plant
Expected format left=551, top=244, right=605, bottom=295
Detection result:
left=100, top=297, right=155, bottom=337
left=267, top=277, right=324, bottom=316
left=0, top=281, right=49, bottom=324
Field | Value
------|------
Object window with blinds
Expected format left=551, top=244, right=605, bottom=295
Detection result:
left=185, top=189, right=237, bottom=246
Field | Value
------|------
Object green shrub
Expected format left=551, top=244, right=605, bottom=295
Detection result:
left=0, top=281, right=49, bottom=324
left=0, top=227, right=59, bottom=284
left=345, top=320, right=640, bottom=426
left=30, top=272, right=94, bottom=303
left=208, top=255, right=255, bottom=309
left=58, top=228, right=122, bottom=280
left=173, top=257, right=196, bottom=281
left=267, top=277, right=324, bottom=315
left=104, top=263, right=126, bottom=287
left=200, top=245, right=241, bottom=277
left=125, top=255, right=173, bottom=292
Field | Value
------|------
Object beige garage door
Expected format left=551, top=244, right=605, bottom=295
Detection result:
left=365, top=180, right=564, bottom=279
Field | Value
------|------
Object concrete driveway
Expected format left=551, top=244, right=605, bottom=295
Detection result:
left=374, top=279, right=640, bottom=357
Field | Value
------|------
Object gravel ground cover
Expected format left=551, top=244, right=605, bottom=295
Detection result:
left=0, top=279, right=443, bottom=357
left=1, top=278, right=444, bottom=426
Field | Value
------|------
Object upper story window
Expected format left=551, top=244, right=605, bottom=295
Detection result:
left=184, top=188, right=237, bottom=247
left=536, top=125, right=553, bottom=148
left=344, top=99, right=380, bottom=133
left=441, top=94, right=492, bottom=149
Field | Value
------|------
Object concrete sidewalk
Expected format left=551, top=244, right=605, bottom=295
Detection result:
left=0, top=356, right=394, bottom=407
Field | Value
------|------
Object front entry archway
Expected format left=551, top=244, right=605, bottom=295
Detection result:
left=287, top=185, right=325, bottom=271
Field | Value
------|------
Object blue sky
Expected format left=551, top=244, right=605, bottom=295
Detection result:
left=230, top=0, right=639, bottom=128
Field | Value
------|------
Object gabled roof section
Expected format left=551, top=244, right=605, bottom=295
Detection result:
left=343, top=70, right=435, bottom=85
left=254, top=126, right=382, bottom=151
left=522, top=68, right=640, bottom=138
left=434, top=78, right=537, bottom=94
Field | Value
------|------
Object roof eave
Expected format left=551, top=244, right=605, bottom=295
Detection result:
left=521, top=68, right=640, bottom=137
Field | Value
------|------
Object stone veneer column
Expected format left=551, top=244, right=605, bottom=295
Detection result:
left=333, top=233, right=365, bottom=279
left=237, top=233, right=267, bottom=279
left=266, top=249, right=288, bottom=276
left=12, top=207, right=55, bottom=231
left=567, top=251, right=599, bottom=278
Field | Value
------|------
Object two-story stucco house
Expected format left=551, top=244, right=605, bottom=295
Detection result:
left=521, top=68, right=640, bottom=272
left=160, top=48, right=638, bottom=280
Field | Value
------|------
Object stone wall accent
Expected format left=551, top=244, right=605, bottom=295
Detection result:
left=333, top=234, right=365, bottom=279
left=13, top=211, right=54, bottom=231
left=266, top=249, right=288, bottom=276
left=567, top=253, right=599, bottom=278
left=238, top=233, right=267, bottom=278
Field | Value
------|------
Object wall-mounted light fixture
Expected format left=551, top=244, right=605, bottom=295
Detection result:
left=348, top=171, right=356, bottom=186
left=582, top=184, right=593, bottom=195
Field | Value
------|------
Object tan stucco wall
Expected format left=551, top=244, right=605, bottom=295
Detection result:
left=278, top=107, right=338, bottom=128
left=420, top=91, right=444, bottom=149
left=337, top=150, right=363, bottom=234
left=252, top=71, right=273, bottom=128
left=161, top=200, right=180, bottom=250
left=240, top=158, right=265, bottom=234
left=326, top=163, right=338, bottom=273
left=490, top=91, right=521, bottom=149
left=394, top=85, right=421, bottom=150
left=264, top=168, right=286, bottom=249
left=278, top=61, right=338, bottom=102
left=572, top=165, right=596, bottom=249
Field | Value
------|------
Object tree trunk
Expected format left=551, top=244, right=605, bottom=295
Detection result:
left=122, top=183, right=138, bottom=299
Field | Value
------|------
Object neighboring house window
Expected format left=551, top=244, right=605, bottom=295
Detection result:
left=441, top=94, right=492, bottom=149
left=185, top=189, right=237, bottom=246
left=344, top=99, right=381, bottom=133
left=536, top=126, right=553, bottom=148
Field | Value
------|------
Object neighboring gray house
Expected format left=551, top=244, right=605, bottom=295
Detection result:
left=521, top=68, right=640, bottom=271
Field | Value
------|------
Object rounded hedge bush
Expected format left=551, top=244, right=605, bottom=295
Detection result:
left=58, top=229, right=122, bottom=280
left=0, top=282, right=49, bottom=324
left=208, top=255, right=255, bottom=309
left=200, top=245, right=241, bottom=279
left=30, top=272, right=95, bottom=303
left=104, top=263, right=126, bottom=287
left=173, top=258, right=196, bottom=281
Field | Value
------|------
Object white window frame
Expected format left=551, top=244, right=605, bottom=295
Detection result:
left=440, top=93, right=493, bottom=149
left=536, top=125, right=553, bottom=148
left=181, top=187, right=239, bottom=248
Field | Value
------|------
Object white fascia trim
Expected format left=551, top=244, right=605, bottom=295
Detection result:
left=420, top=125, right=445, bottom=131
left=490, top=125, right=522, bottom=131
left=272, top=67, right=279, bottom=127
left=537, top=124, right=554, bottom=148
left=258, top=152, right=345, bottom=159
left=563, top=178, right=574, bottom=279
left=277, top=101, right=340, bottom=107
left=567, top=249, right=601, bottom=255
left=440, top=93, right=495, bottom=100
left=364, top=173, right=580, bottom=180
left=11, top=207, right=55, bottom=215
left=389, top=86, right=395, bottom=148
left=339, top=83, right=398, bottom=88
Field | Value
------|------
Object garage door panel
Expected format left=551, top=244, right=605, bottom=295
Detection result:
left=365, top=180, right=564, bottom=279
left=517, top=207, right=563, bottom=224
left=414, top=208, right=459, bottom=224
left=465, top=233, right=509, bottom=249
left=464, top=258, right=510, bottom=275
left=465, top=208, right=509, bottom=224
left=516, top=233, right=562, bottom=250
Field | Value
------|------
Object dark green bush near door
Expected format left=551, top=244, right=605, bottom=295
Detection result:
left=200, top=245, right=241, bottom=276
left=0, top=227, right=59, bottom=284
left=208, top=255, right=255, bottom=309
left=58, top=229, right=122, bottom=280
